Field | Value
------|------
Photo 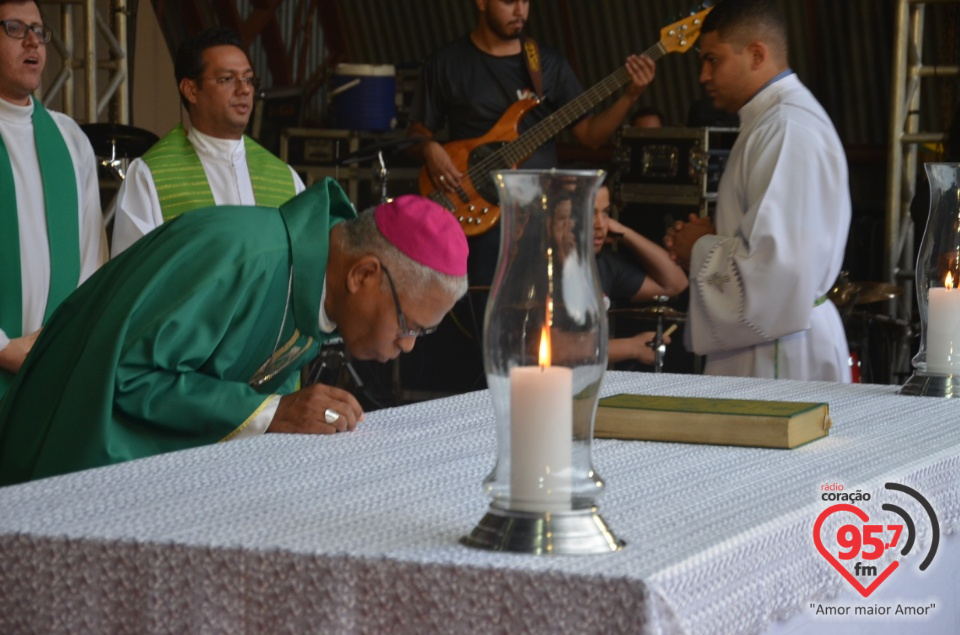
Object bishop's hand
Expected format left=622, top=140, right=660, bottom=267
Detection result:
left=269, top=384, right=365, bottom=434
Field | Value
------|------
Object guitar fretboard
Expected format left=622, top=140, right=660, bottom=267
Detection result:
left=467, top=41, right=669, bottom=185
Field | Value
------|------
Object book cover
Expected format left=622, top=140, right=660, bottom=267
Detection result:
left=594, top=393, right=832, bottom=449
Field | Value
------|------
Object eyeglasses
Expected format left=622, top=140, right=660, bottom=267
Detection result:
left=381, top=264, right=437, bottom=338
left=195, top=76, right=262, bottom=91
left=0, top=19, right=52, bottom=44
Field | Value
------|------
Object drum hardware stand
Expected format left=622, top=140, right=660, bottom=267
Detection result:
left=845, top=309, right=914, bottom=385
left=98, top=138, right=124, bottom=180
left=303, top=339, right=396, bottom=410
left=869, top=312, right=916, bottom=386
left=375, top=150, right=390, bottom=204
left=97, top=139, right=125, bottom=227
left=339, top=135, right=424, bottom=205
left=79, top=123, right=159, bottom=229
left=305, top=339, right=364, bottom=388
left=646, top=295, right=671, bottom=373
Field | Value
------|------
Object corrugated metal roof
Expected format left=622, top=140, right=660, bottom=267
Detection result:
left=230, top=0, right=958, bottom=145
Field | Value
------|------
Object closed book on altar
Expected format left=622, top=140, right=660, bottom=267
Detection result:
left=594, top=394, right=832, bottom=449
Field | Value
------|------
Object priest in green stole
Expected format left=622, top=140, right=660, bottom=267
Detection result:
left=111, top=27, right=305, bottom=256
left=0, top=179, right=468, bottom=485
left=0, top=0, right=106, bottom=398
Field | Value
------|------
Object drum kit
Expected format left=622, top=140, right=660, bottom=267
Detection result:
left=339, top=135, right=423, bottom=204
left=80, top=123, right=159, bottom=227
left=828, top=273, right=911, bottom=384
left=828, top=279, right=903, bottom=310
left=605, top=275, right=912, bottom=381
left=609, top=296, right=686, bottom=373
left=80, top=123, right=159, bottom=178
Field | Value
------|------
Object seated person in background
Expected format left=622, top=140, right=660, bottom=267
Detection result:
left=631, top=105, right=665, bottom=128
left=111, top=27, right=305, bottom=256
left=593, top=183, right=688, bottom=365
left=0, top=0, right=105, bottom=397
left=0, top=183, right=468, bottom=485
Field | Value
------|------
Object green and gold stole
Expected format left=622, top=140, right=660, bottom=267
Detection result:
left=142, top=124, right=296, bottom=221
left=0, top=98, right=79, bottom=394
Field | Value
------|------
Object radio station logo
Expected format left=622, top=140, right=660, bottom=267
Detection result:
left=813, top=482, right=939, bottom=598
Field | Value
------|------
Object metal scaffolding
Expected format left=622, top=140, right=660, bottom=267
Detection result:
left=886, top=0, right=958, bottom=380
left=40, top=0, right=130, bottom=124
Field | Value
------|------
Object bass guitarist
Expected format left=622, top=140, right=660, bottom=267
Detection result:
left=407, top=0, right=656, bottom=288
left=402, top=0, right=656, bottom=395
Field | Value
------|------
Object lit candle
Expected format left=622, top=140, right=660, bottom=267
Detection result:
left=927, top=272, right=960, bottom=374
left=509, top=325, right=573, bottom=512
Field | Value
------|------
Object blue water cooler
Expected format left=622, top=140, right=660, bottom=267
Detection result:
left=332, top=63, right=397, bottom=131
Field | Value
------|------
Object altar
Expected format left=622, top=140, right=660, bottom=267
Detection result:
left=0, top=372, right=957, bottom=634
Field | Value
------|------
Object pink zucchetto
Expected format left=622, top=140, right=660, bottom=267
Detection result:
left=374, top=195, right=468, bottom=276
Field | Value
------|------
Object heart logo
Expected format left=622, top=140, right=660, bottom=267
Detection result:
left=813, top=503, right=899, bottom=597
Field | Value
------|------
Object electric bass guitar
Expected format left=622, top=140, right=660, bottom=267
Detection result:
left=419, top=7, right=712, bottom=237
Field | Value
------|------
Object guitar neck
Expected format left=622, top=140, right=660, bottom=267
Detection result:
left=497, top=41, right=669, bottom=167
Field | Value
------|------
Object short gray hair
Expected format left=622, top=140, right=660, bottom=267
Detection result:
left=336, top=207, right=468, bottom=300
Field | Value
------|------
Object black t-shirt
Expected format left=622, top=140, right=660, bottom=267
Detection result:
left=597, top=248, right=647, bottom=308
left=410, top=35, right=585, bottom=169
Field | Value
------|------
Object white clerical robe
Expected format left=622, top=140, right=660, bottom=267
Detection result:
left=687, top=73, right=852, bottom=382
left=111, top=127, right=306, bottom=256
left=0, top=97, right=105, bottom=353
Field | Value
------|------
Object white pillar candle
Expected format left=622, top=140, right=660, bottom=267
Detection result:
left=927, top=286, right=960, bottom=373
left=509, top=365, right=573, bottom=512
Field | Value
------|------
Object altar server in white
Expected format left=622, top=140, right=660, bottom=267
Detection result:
left=0, top=0, right=105, bottom=397
left=111, top=27, right=305, bottom=256
left=665, top=0, right=851, bottom=381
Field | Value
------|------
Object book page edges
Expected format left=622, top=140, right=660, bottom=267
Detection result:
left=598, top=394, right=825, bottom=417
left=594, top=402, right=830, bottom=449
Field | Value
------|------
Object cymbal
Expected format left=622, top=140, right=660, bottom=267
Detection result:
left=339, top=135, right=424, bottom=165
left=829, top=281, right=903, bottom=307
left=80, top=123, right=159, bottom=159
left=608, top=306, right=687, bottom=321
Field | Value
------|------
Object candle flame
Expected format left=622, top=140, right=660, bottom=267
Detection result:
left=947, top=272, right=955, bottom=290
left=539, top=325, right=552, bottom=368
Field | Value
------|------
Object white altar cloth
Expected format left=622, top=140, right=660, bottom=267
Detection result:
left=0, top=372, right=958, bottom=634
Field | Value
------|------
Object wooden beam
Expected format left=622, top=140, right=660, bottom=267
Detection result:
left=212, top=0, right=243, bottom=34
left=317, top=0, right=349, bottom=63
left=158, top=0, right=208, bottom=38
left=240, top=0, right=285, bottom=45
left=248, top=0, right=292, bottom=85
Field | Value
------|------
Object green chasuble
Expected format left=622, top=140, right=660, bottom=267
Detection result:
left=142, top=124, right=297, bottom=221
left=0, top=178, right=356, bottom=485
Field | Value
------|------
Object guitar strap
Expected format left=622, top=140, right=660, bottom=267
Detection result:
left=521, top=36, right=544, bottom=98
left=479, top=36, right=544, bottom=103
